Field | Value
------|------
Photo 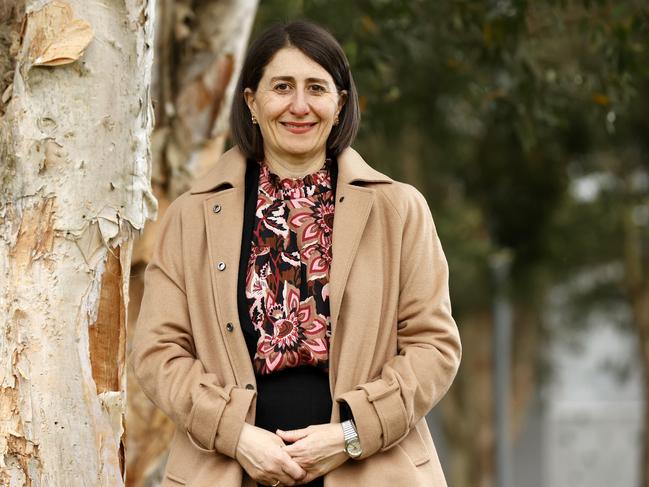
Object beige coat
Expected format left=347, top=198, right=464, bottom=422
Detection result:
left=129, top=146, right=461, bottom=486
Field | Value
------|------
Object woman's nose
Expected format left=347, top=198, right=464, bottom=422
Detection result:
left=289, top=90, right=310, bottom=116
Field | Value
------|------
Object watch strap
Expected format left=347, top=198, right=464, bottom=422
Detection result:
left=342, top=419, right=357, bottom=441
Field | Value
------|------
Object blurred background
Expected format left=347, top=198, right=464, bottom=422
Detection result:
left=127, top=1, right=649, bottom=486
left=250, top=2, right=649, bottom=486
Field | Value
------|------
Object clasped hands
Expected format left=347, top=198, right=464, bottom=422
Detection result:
left=235, top=422, right=350, bottom=486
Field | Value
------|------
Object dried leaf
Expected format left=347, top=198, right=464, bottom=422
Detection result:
left=27, top=0, right=94, bottom=67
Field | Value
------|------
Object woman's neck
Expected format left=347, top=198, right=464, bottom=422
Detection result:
left=263, top=150, right=327, bottom=179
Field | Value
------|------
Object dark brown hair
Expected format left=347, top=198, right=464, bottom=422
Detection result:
left=230, top=20, right=360, bottom=161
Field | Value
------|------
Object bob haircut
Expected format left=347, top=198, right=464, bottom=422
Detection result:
left=230, top=20, right=361, bottom=161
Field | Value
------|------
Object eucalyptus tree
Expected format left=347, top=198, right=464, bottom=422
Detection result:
left=0, top=1, right=154, bottom=484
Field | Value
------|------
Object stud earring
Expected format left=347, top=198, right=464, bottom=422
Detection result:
left=251, top=114, right=258, bottom=125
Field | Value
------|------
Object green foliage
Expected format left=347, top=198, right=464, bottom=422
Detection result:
left=251, top=1, right=649, bottom=322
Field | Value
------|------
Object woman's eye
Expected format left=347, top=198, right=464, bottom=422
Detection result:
left=309, top=84, right=326, bottom=93
left=273, top=83, right=291, bottom=92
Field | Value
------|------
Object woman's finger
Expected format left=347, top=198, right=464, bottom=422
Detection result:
left=276, top=428, right=309, bottom=443
left=262, top=475, right=293, bottom=487
left=258, top=466, right=295, bottom=487
left=282, top=441, right=306, bottom=458
left=278, top=452, right=307, bottom=481
left=266, top=468, right=297, bottom=486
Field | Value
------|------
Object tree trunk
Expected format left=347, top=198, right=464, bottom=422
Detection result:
left=125, top=1, right=258, bottom=485
left=622, top=195, right=649, bottom=487
left=0, top=0, right=155, bottom=485
left=441, top=310, right=495, bottom=487
left=637, top=291, right=649, bottom=487
left=440, top=302, right=541, bottom=487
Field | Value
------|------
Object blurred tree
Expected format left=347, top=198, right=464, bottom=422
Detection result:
left=541, top=2, right=649, bottom=483
left=126, top=1, right=258, bottom=485
left=252, top=1, right=649, bottom=486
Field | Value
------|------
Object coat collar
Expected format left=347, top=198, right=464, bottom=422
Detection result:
left=189, top=146, right=392, bottom=194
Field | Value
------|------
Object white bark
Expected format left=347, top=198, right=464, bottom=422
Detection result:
left=0, top=0, right=155, bottom=485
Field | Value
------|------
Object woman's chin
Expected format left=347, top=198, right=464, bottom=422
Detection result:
left=277, top=144, right=321, bottom=159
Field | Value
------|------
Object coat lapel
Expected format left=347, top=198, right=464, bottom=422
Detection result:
left=327, top=148, right=392, bottom=384
left=328, top=186, right=374, bottom=335
left=191, top=148, right=256, bottom=388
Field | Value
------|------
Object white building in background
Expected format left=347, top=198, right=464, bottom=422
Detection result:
left=429, top=274, right=644, bottom=487
left=542, top=314, right=643, bottom=486
left=514, top=283, right=644, bottom=487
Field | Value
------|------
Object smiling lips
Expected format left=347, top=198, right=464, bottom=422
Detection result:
left=280, top=121, right=317, bottom=134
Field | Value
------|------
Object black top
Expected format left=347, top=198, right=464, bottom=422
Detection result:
left=236, top=159, right=350, bottom=487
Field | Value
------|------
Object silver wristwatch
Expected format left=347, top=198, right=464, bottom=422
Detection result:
left=341, top=419, right=362, bottom=458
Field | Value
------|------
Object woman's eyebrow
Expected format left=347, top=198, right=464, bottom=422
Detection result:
left=269, top=76, right=331, bottom=86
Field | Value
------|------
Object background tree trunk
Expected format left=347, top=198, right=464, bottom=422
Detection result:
left=0, top=0, right=155, bottom=485
left=622, top=190, right=649, bottom=487
left=125, top=1, right=258, bottom=485
left=440, top=305, right=541, bottom=487
left=441, top=311, right=495, bottom=487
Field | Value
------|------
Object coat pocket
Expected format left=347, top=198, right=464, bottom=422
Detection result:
left=397, top=426, right=431, bottom=467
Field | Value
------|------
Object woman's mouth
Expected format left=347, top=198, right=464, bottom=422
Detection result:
left=280, top=121, right=317, bottom=134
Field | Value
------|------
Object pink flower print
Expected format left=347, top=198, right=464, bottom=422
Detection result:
left=254, top=284, right=329, bottom=373
left=302, top=244, right=331, bottom=281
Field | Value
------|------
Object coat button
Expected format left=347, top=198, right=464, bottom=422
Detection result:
left=245, top=384, right=255, bottom=390
left=217, top=262, right=226, bottom=271
left=212, top=204, right=221, bottom=213
left=226, top=322, right=234, bottom=332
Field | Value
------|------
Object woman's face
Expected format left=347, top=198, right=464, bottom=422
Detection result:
left=244, top=47, right=347, bottom=163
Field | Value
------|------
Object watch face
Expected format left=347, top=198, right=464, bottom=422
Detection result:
left=346, top=439, right=362, bottom=458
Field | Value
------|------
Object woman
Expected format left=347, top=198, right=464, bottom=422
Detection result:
left=130, top=20, right=461, bottom=487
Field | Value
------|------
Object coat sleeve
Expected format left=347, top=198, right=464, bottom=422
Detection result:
left=128, top=195, right=255, bottom=459
left=335, top=184, right=461, bottom=459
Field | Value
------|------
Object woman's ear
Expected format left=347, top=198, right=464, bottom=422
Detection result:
left=337, top=90, right=348, bottom=113
left=244, top=88, right=256, bottom=116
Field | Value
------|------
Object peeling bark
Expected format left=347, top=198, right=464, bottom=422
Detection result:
left=0, top=0, right=155, bottom=484
left=90, top=245, right=125, bottom=394
left=126, top=1, right=258, bottom=485
left=9, top=196, right=56, bottom=270
left=0, top=1, right=26, bottom=117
